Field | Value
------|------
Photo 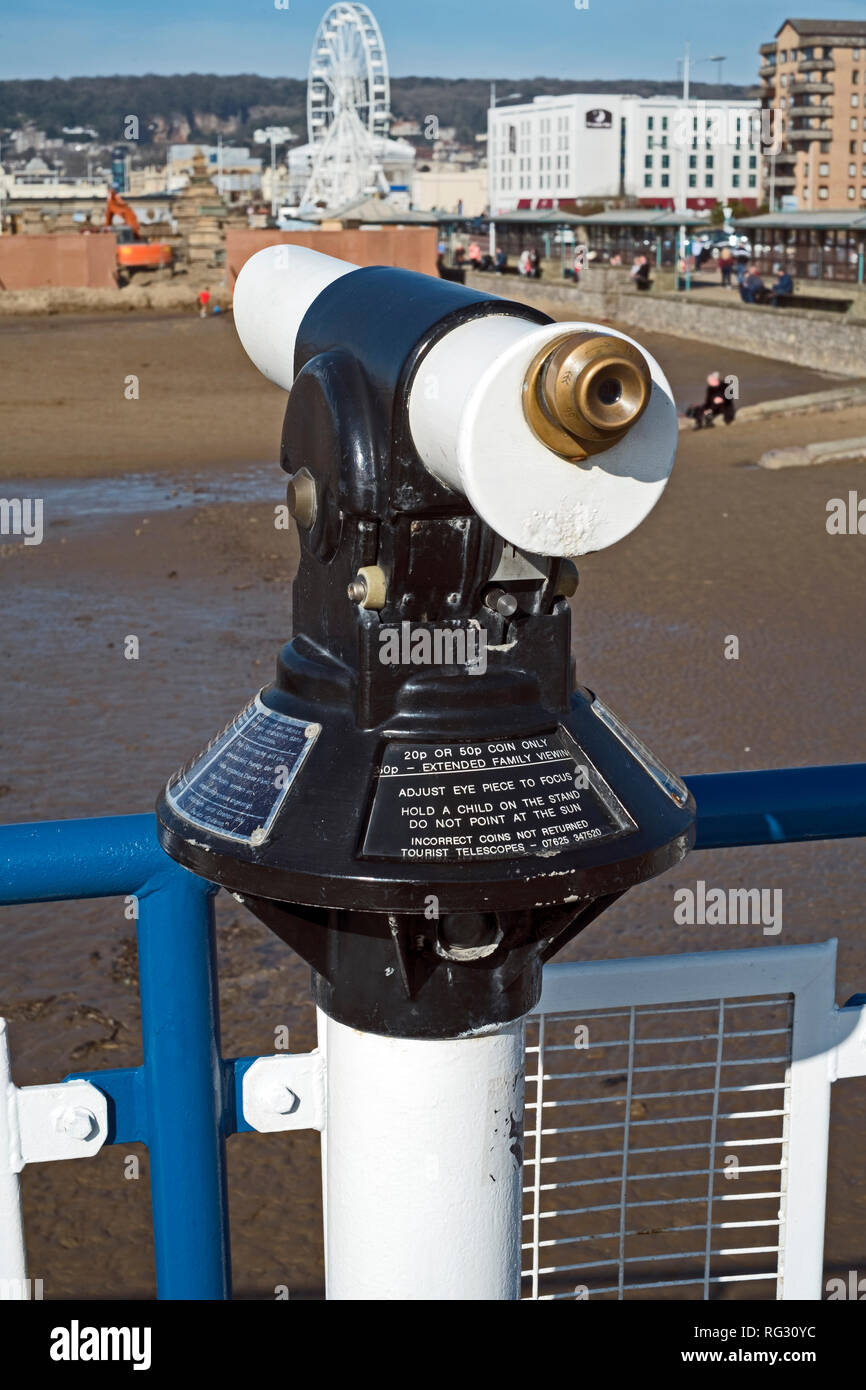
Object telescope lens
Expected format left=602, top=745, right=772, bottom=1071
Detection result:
left=597, top=377, right=623, bottom=406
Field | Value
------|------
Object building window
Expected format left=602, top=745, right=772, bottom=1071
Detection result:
left=852, top=118, right=859, bottom=130
left=660, top=135, right=668, bottom=148
left=644, top=173, right=652, bottom=187
left=661, top=173, right=670, bottom=187
left=853, top=95, right=860, bottom=108
left=705, top=174, right=713, bottom=188
left=732, top=174, right=740, bottom=187
left=647, top=116, right=654, bottom=130
left=820, top=162, right=830, bottom=175
left=748, top=175, right=756, bottom=188
left=661, top=154, right=670, bottom=169
left=662, top=116, right=668, bottom=130
left=705, top=154, right=714, bottom=169
left=818, top=186, right=829, bottom=199
left=647, top=135, right=654, bottom=149
left=689, top=174, right=697, bottom=187
left=733, top=154, right=740, bottom=168
left=849, top=187, right=856, bottom=199
left=851, top=164, right=857, bottom=176
left=689, top=154, right=697, bottom=169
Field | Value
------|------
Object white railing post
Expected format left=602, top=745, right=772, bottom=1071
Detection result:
left=319, top=1010, right=525, bottom=1300
left=0, top=1020, right=27, bottom=1294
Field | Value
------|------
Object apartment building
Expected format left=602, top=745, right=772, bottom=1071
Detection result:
left=488, top=93, right=762, bottom=213
left=759, top=17, right=866, bottom=209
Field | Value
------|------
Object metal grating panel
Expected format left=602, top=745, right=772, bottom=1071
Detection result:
left=522, top=995, right=794, bottom=1300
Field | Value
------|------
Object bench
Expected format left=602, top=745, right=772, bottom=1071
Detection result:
left=769, top=292, right=851, bottom=314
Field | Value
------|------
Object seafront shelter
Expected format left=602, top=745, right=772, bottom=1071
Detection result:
left=577, top=208, right=711, bottom=267
left=732, top=210, right=866, bottom=283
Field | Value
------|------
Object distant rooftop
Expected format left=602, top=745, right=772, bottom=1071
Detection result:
left=777, top=18, right=866, bottom=38
left=318, top=196, right=436, bottom=225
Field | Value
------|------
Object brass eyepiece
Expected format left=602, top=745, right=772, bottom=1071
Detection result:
left=523, top=331, right=652, bottom=461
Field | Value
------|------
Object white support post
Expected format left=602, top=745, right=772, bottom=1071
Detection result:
left=0, top=1016, right=108, bottom=1300
left=319, top=1010, right=525, bottom=1300
left=0, top=1020, right=26, bottom=1293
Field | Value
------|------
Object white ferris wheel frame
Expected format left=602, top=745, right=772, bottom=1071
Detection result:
left=306, top=2, right=391, bottom=148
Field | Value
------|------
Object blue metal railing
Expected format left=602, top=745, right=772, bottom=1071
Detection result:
left=1, top=763, right=864, bottom=1299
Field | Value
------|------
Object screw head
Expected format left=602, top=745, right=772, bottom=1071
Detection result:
left=56, top=1106, right=98, bottom=1142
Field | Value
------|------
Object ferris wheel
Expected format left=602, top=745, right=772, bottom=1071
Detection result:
left=301, top=2, right=392, bottom=212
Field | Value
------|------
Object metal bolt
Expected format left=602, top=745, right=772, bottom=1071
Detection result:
left=286, top=470, right=317, bottom=530
left=347, top=577, right=368, bottom=603
left=56, top=1106, right=98, bottom=1141
left=484, top=587, right=519, bottom=619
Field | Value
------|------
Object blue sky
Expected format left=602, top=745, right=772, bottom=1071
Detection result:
left=1, top=0, right=865, bottom=83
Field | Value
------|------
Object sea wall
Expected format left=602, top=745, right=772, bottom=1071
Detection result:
left=466, top=271, right=866, bottom=379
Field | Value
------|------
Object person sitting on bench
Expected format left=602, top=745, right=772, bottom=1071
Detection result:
left=631, top=254, right=652, bottom=291
left=769, top=265, right=794, bottom=307
left=740, top=264, right=765, bottom=304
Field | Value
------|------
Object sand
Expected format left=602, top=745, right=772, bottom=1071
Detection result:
left=1, top=309, right=865, bottom=1299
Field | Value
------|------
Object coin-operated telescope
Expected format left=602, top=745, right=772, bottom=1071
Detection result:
left=157, top=245, right=694, bottom=1299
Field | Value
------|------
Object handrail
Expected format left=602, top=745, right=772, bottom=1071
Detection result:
left=687, top=764, right=866, bottom=849
left=1, top=762, right=864, bottom=1299
left=0, top=815, right=230, bottom=1300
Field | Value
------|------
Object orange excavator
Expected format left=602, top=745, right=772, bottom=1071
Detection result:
left=104, top=189, right=173, bottom=283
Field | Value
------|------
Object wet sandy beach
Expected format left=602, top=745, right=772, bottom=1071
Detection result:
left=1, top=310, right=864, bottom=1299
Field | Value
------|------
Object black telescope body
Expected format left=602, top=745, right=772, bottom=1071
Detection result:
left=157, top=266, right=694, bottom=1039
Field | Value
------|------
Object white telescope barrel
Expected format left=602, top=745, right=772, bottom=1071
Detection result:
left=233, top=245, right=678, bottom=556
left=233, top=244, right=358, bottom=390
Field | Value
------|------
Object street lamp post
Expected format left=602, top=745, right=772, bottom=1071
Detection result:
left=254, top=126, right=294, bottom=222
left=675, top=48, right=728, bottom=280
